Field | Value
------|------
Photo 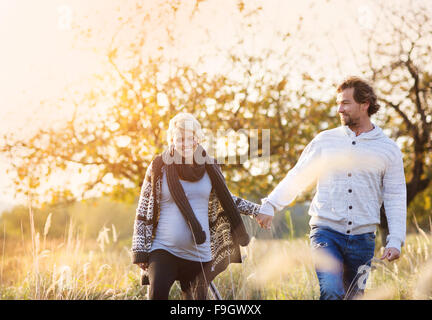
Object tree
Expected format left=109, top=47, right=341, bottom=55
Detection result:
left=360, top=1, right=432, bottom=235
left=0, top=0, right=336, bottom=211
left=2, top=0, right=429, bottom=244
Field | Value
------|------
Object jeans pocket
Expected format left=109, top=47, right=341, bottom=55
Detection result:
left=366, top=233, right=376, bottom=243
left=310, top=230, right=329, bottom=249
left=311, top=240, right=329, bottom=250
left=309, top=226, right=321, bottom=239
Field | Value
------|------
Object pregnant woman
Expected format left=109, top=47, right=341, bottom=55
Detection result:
left=131, top=112, right=267, bottom=300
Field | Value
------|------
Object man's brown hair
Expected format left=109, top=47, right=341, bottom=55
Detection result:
left=337, top=76, right=380, bottom=116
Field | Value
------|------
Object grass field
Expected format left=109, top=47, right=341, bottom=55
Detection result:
left=1, top=215, right=432, bottom=300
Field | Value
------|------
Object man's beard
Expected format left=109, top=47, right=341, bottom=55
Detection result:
left=340, top=113, right=357, bottom=127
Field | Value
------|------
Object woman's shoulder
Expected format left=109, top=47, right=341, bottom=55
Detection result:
left=144, top=153, right=165, bottom=179
left=153, top=154, right=165, bottom=171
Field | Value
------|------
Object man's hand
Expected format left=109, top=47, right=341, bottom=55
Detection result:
left=255, top=213, right=273, bottom=230
left=380, top=247, right=400, bottom=262
left=137, top=262, right=148, bottom=270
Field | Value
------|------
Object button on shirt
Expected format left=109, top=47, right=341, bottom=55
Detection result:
left=259, top=124, right=407, bottom=252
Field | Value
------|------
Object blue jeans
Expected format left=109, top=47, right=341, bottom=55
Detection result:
left=309, top=226, right=376, bottom=300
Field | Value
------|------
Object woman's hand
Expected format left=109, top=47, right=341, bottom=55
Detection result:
left=255, top=213, right=273, bottom=230
left=137, top=262, right=148, bottom=270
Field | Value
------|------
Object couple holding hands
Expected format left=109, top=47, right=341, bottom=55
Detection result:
left=131, top=76, right=406, bottom=300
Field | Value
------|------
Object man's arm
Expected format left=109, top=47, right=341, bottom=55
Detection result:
left=381, top=148, right=407, bottom=258
left=256, top=138, right=322, bottom=227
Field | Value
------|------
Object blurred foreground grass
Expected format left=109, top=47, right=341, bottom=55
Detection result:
left=1, top=218, right=432, bottom=300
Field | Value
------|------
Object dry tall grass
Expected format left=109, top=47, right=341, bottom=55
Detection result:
left=1, top=204, right=432, bottom=300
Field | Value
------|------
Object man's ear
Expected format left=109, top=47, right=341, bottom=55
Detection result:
left=361, top=102, right=370, bottom=115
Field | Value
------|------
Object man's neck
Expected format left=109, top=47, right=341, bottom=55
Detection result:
left=348, top=119, right=374, bottom=137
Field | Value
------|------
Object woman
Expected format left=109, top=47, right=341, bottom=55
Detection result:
left=131, top=112, right=266, bottom=300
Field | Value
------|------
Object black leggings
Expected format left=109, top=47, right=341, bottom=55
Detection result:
left=148, top=249, right=211, bottom=300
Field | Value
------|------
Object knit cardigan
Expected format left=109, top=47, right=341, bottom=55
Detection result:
left=131, top=154, right=261, bottom=282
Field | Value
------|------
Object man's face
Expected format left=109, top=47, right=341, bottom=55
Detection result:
left=336, top=88, right=365, bottom=127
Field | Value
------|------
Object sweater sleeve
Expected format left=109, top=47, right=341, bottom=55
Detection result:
left=131, top=160, right=154, bottom=264
left=383, top=149, right=407, bottom=252
left=231, top=194, right=261, bottom=217
left=259, top=138, right=321, bottom=215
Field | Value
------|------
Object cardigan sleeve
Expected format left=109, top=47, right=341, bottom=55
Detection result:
left=231, top=194, right=261, bottom=217
left=131, top=160, right=154, bottom=264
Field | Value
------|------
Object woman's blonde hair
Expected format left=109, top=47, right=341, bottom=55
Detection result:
left=166, top=112, right=205, bottom=146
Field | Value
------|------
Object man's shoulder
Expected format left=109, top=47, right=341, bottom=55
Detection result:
left=379, top=136, right=403, bottom=160
left=313, top=127, right=345, bottom=142
left=374, top=127, right=403, bottom=156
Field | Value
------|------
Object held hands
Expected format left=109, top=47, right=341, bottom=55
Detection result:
left=380, top=247, right=400, bottom=262
left=255, top=213, right=273, bottom=230
left=137, top=262, right=148, bottom=270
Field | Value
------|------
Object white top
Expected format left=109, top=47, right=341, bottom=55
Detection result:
left=259, top=124, right=407, bottom=252
left=151, top=168, right=212, bottom=262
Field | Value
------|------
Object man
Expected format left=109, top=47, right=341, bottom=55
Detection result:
left=255, top=76, right=406, bottom=299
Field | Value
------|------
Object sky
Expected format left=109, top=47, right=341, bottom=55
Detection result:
left=0, top=0, right=417, bottom=211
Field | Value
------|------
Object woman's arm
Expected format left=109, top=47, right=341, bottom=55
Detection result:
left=131, top=160, right=154, bottom=265
left=231, top=193, right=261, bottom=217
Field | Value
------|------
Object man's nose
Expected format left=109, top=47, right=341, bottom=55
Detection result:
left=337, top=104, right=344, bottom=113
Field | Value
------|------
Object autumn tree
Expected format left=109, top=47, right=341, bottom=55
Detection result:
left=358, top=1, right=432, bottom=235
left=2, top=0, right=429, bottom=243
left=0, top=1, right=336, bottom=213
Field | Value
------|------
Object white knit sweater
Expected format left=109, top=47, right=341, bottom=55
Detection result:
left=259, top=124, right=407, bottom=252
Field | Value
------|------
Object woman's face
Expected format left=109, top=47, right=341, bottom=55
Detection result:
left=173, top=130, right=198, bottom=159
